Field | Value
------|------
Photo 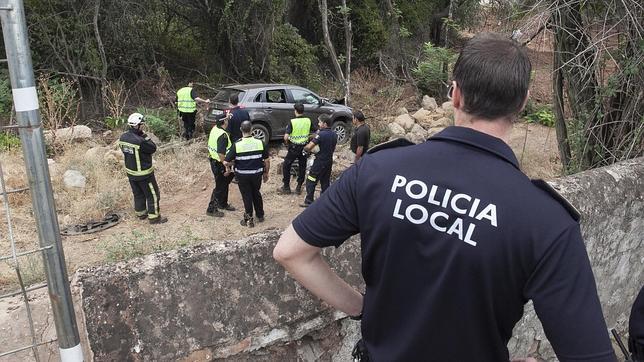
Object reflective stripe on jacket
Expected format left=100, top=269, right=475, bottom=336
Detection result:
left=233, top=137, right=265, bottom=174
left=176, top=87, right=196, bottom=113
left=208, top=126, right=231, bottom=160
left=118, top=128, right=156, bottom=179
left=288, top=117, right=312, bottom=144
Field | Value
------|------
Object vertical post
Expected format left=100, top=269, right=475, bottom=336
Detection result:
left=0, top=0, right=83, bottom=361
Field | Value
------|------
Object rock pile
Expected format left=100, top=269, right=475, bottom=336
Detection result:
left=386, top=96, right=454, bottom=144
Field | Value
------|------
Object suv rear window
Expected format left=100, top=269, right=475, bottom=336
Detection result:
left=213, top=88, right=245, bottom=103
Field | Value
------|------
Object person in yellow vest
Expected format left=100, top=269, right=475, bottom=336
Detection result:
left=206, top=113, right=236, bottom=217
left=278, top=102, right=315, bottom=195
left=225, top=121, right=270, bottom=228
left=118, top=113, right=167, bottom=224
left=176, top=81, right=210, bottom=140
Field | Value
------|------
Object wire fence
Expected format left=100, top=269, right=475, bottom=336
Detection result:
left=0, top=0, right=82, bottom=361
left=0, top=154, right=55, bottom=361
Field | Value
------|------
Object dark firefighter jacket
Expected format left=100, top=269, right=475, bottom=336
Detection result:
left=118, top=128, right=157, bottom=181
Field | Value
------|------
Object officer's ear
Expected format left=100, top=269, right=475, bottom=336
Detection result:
left=451, top=81, right=462, bottom=110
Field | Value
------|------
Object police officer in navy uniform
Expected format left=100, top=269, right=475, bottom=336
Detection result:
left=274, top=33, right=615, bottom=361
left=206, top=114, right=235, bottom=217
left=118, top=113, right=167, bottom=224
left=225, top=121, right=270, bottom=227
left=301, top=114, right=337, bottom=207
left=279, top=102, right=315, bottom=195
left=226, top=93, right=250, bottom=143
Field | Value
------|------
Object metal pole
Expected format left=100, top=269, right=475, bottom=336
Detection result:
left=0, top=1, right=83, bottom=361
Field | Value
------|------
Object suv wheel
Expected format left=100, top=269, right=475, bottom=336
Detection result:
left=332, top=121, right=349, bottom=144
left=251, top=123, right=270, bottom=144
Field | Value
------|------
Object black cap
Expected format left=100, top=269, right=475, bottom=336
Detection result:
left=353, top=110, right=366, bottom=122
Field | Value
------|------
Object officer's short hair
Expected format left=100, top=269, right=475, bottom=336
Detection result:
left=216, top=116, right=226, bottom=127
left=318, top=114, right=331, bottom=126
left=353, top=110, right=365, bottom=122
left=240, top=121, right=252, bottom=133
left=230, top=93, right=239, bottom=105
left=294, top=102, right=304, bottom=114
left=452, top=33, right=531, bottom=120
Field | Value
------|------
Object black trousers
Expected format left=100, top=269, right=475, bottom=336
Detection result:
left=180, top=111, right=196, bottom=140
left=237, top=173, right=264, bottom=218
left=207, top=159, right=234, bottom=212
left=282, top=143, right=308, bottom=187
left=305, top=159, right=332, bottom=204
left=128, top=173, right=161, bottom=220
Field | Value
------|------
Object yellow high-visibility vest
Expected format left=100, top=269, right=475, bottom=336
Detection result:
left=177, top=87, right=196, bottom=113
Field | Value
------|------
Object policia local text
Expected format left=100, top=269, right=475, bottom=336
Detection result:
left=390, top=175, right=498, bottom=247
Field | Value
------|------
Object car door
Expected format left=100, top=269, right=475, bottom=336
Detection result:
left=288, top=88, right=329, bottom=123
left=262, top=88, right=292, bottom=137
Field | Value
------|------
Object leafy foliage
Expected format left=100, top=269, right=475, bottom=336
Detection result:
left=524, top=104, right=555, bottom=127
left=412, top=43, right=456, bottom=99
left=269, top=24, right=322, bottom=90
left=0, top=70, right=12, bottom=117
left=0, top=132, right=20, bottom=151
left=137, top=107, right=179, bottom=142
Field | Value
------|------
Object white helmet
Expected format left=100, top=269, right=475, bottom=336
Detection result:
left=127, top=113, right=144, bottom=127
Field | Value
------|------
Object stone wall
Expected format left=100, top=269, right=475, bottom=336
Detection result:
left=74, top=157, right=643, bottom=361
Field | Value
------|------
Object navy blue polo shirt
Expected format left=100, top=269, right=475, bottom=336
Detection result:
left=227, top=107, right=250, bottom=142
left=311, top=128, right=337, bottom=163
left=292, top=126, right=614, bottom=361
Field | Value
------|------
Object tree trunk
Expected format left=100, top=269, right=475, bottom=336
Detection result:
left=93, top=0, right=107, bottom=117
left=341, top=0, right=352, bottom=105
left=552, top=41, right=571, bottom=170
left=552, top=0, right=603, bottom=170
left=318, top=0, right=350, bottom=103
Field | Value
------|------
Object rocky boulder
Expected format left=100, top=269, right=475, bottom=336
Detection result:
left=85, top=146, right=109, bottom=159
left=422, top=96, right=438, bottom=111
left=387, top=122, right=406, bottom=137
left=432, top=117, right=452, bottom=128
left=63, top=170, right=86, bottom=189
left=441, top=101, right=454, bottom=115
left=411, top=109, right=432, bottom=124
left=395, top=107, right=408, bottom=116
left=44, top=125, right=92, bottom=143
left=104, top=150, right=124, bottom=164
left=394, top=114, right=415, bottom=131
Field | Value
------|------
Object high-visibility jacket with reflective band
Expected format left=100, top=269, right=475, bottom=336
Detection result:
left=233, top=137, right=265, bottom=174
left=288, top=117, right=312, bottom=145
left=118, top=128, right=157, bottom=180
left=208, top=126, right=231, bottom=160
left=176, top=86, right=196, bottom=113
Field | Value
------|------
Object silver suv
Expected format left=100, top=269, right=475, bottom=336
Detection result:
left=204, top=84, right=353, bottom=144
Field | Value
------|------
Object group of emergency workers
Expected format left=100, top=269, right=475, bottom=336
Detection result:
left=118, top=85, right=370, bottom=228
left=116, top=35, right=643, bottom=362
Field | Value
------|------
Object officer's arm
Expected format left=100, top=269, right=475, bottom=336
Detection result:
left=304, top=140, right=316, bottom=152
left=140, top=137, right=157, bottom=154
left=263, top=158, right=270, bottom=181
left=354, top=146, right=364, bottom=162
left=273, top=225, right=363, bottom=317
left=216, top=134, right=228, bottom=163
left=526, top=224, right=615, bottom=361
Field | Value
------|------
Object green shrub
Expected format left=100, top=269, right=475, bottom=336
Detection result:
left=524, top=104, right=555, bottom=127
left=269, top=23, right=322, bottom=91
left=136, top=107, right=179, bottom=141
left=104, top=116, right=127, bottom=130
left=0, top=132, right=20, bottom=151
left=0, top=70, right=12, bottom=117
left=412, top=43, right=456, bottom=99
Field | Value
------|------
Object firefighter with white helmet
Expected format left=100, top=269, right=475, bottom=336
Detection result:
left=118, top=112, right=167, bottom=224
